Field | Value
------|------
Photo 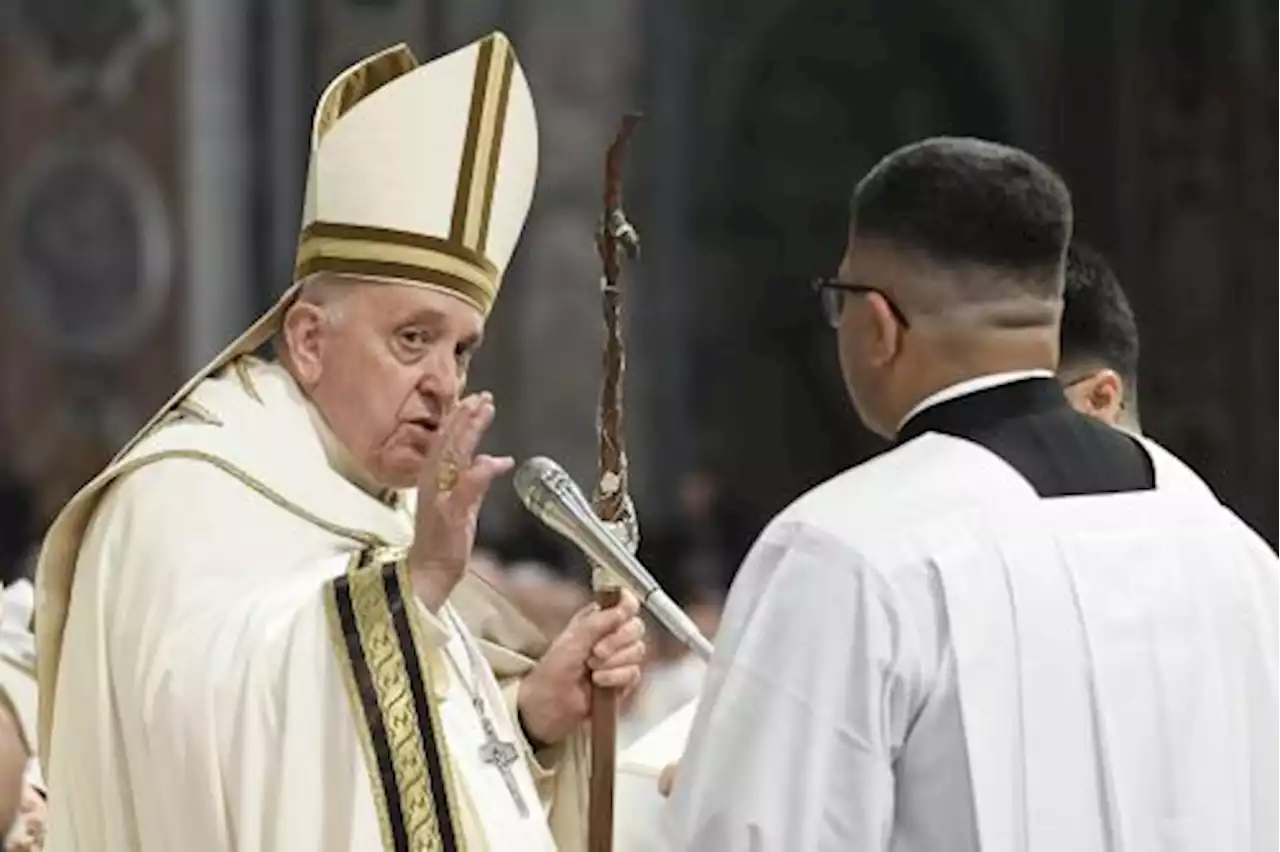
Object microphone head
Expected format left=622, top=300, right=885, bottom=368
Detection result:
left=513, top=455, right=563, bottom=500
left=513, top=456, right=594, bottom=529
left=513, top=455, right=663, bottom=599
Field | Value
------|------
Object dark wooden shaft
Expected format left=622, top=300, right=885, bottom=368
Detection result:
left=588, top=586, right=623, bottom=852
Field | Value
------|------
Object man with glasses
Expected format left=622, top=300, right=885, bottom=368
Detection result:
left=665, top=137, right=1277, bottom=851
left=1058, top=242, right=1142, bottom=433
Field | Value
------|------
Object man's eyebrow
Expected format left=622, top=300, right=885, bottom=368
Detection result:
left=396, top=308, right=483, bottom=348
left=399, top=308, right=448, bottom=328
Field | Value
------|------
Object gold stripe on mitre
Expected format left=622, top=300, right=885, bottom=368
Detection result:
left=313, top=44, right=420, bottom=144
left=450, top=34, right=517, bottom=254
left=295, top=222, right=501, bottom=314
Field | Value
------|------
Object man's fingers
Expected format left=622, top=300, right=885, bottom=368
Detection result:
left=615, top=589, right=640, bottom=618
left=446, top=392, right=495, bottom=467
left=589, top=638, right=646, bottom=670
left=591, top=664, right=641, bottom=691
left=447, top=454, right=514, bottom=510
left=421, top=393, right=482, bottom=495
left=572, top=603, right=632, bottom=648
left=591, top=616, right=646, bottom=661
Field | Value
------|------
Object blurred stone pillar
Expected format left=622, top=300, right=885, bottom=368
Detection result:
left=184, top=0, right=253, bottom=370
left=249, top=0, right=309, bottom=303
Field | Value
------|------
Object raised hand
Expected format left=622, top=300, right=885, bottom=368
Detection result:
left=407, top=391, right=513, bottom=611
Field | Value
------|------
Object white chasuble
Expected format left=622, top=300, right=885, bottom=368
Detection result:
left=35, top=359, right=590, bottom=851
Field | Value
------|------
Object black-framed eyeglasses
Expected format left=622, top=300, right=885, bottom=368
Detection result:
left=810, top=278, right=911, bottom=330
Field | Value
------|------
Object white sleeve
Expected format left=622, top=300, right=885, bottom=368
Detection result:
left=665, top=524, right=925, bottom=851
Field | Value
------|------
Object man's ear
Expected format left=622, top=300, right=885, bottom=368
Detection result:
left=1087, top=369, right=1125, bottom=425
left=281, top=302, right=329, bottom=387
left=864, top=291, right=904, bottom=367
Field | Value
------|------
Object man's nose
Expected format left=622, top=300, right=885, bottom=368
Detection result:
left=417, top=350, right=462, bottom=403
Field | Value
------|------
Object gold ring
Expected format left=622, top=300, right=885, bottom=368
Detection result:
left=437, top=457, right=460, bottom=492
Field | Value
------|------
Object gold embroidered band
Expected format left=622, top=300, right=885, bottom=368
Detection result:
left=326, top=557, right=466, bottom=852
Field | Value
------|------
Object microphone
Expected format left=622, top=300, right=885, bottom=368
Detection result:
left=513, top=456, right=714, bottom=661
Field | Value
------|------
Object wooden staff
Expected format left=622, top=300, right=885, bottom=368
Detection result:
left=588, top=113, right=642, bottom=852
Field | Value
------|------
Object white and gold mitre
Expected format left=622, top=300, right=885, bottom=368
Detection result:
left=295, top=33, right=537, bottom=317
left=112, top=32, right=537, bottom=460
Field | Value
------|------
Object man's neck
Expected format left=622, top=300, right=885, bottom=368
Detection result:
left=891, top=332, right=1059, bottom=431
left=897, top=367, right=1056, bottom=432
left=276, top=365, right=397, bottom=504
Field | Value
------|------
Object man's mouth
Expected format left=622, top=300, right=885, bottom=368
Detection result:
left=408, top=417, right=440, bottom=434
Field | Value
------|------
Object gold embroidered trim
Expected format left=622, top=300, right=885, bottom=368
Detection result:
left=326, top=553, right=396, bottom=850
left=327, top=557, right=467, bottom=852
left=407, top=594, right=470, bottom=850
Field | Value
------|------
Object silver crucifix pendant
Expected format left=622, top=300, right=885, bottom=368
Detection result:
left=477, top=708, right=530, bottom=818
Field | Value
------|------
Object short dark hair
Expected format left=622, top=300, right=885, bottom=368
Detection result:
left=1060, top=242, right=1140, bottom=387
left=851, top=137, right=1073, bottom=299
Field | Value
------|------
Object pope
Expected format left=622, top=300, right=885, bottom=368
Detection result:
left=35, top=33, right=644, bottom=852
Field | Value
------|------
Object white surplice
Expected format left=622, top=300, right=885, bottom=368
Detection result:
left=665, top=386, right=1278, bottom=851
left=35, top=359, right=591, bottom=852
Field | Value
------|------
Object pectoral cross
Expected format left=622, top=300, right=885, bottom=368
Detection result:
left=475, top=698, right=530, bottom=818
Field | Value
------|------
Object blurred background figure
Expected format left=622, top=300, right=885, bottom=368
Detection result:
left=1059, top=242, right=1143, bottom=432
left=504, top=561, right=593, bottom=639
left=615, top=555, right=723, bottom=852
left=0, top=580, right=43, bottom=851
left=619, top=556, right=723, bottom=749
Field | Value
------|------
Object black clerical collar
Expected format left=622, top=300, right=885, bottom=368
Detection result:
left=896, top=376, right=1069, bottom=445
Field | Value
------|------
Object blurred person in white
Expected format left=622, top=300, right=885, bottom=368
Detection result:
left=1058, top=242, right=1143, bottom=434
left=618, top=556, right=723, bottom=749
left=0, top=581, right=44, bottom=851
left=665, top=138, right=1278, bottom=850
left=35, top=35, right=646, bottom=852
left=614, top=556, right=722, bottom=852
left=504, top=561, right=592, bottom=640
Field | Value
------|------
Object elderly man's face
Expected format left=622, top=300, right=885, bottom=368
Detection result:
left=286, top=278, right=485, bottom=489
